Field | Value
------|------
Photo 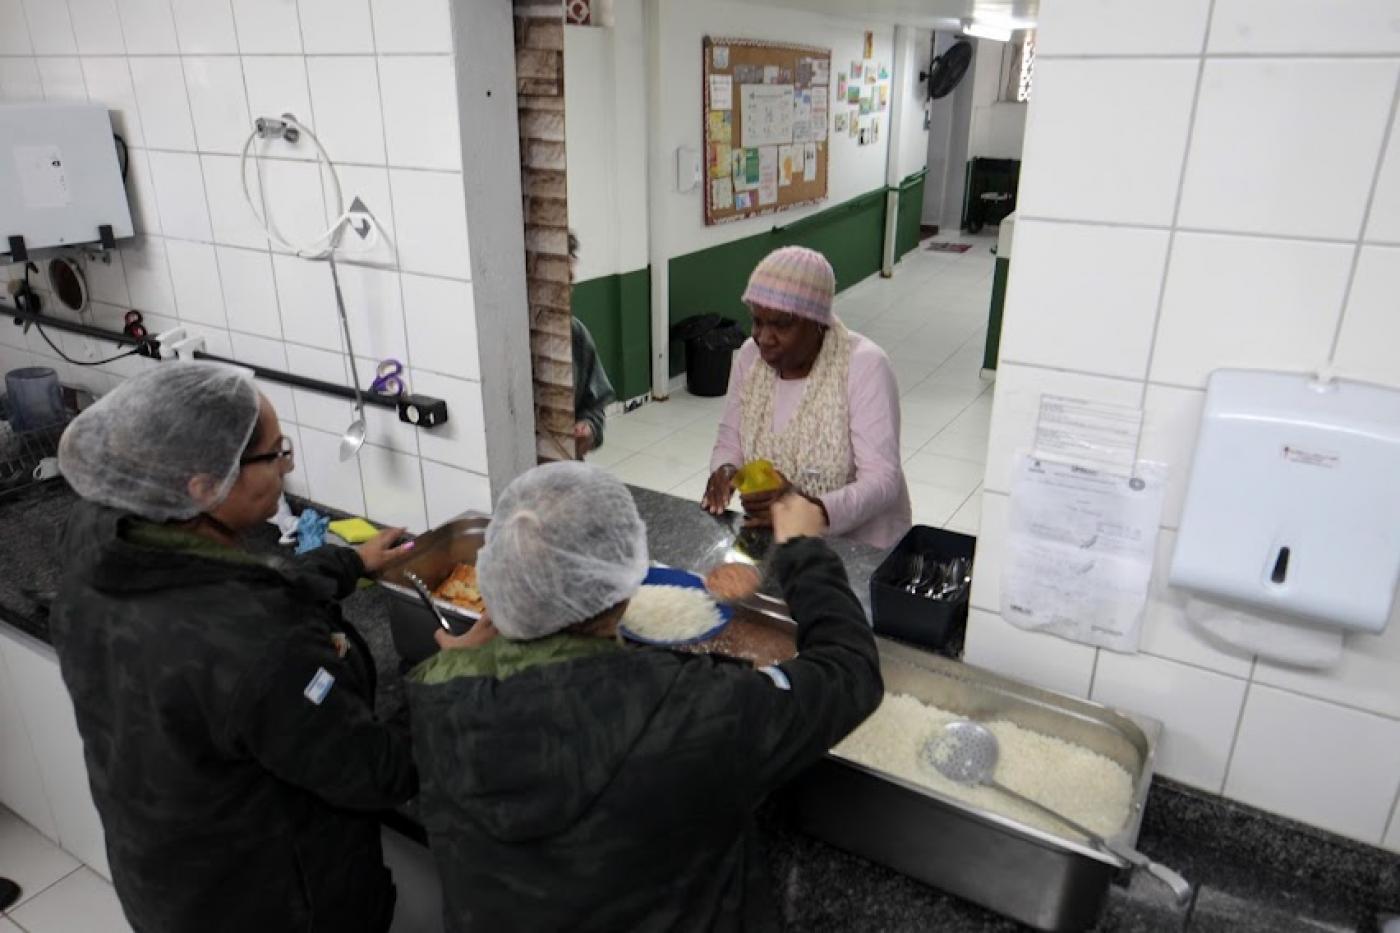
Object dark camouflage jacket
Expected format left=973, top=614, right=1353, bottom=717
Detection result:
left=48, top=501, right=418, bottom=933
left=407, top=536, right=882, bottom=933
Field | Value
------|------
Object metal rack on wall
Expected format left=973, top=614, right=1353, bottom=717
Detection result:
left=0, top=302, right=450, bottom=427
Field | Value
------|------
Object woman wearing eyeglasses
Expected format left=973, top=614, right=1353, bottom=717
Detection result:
left=48, top=363, right=418, bottom=933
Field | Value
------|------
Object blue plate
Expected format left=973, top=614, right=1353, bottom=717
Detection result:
left=620, top=566, right=734, bottom=647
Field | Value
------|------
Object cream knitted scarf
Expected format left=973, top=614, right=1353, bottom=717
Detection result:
left=739, top=322, right=853, bottom=497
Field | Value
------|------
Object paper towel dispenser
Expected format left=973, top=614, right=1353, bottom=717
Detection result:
left=1170, top=370, right=1400, bottom=636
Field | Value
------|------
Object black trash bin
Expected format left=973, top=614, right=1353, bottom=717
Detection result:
left=672, top=315, right=747, bottom=397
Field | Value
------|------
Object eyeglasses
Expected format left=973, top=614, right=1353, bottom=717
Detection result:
left=240, top=435, right=295, bottom=467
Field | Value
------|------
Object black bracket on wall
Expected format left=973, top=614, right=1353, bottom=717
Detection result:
left=0, top=302, right=450, bottom=428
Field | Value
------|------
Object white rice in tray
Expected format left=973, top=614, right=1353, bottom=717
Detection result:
left=832, top=693, right=1133, bottom=841
left=621, top=585, right=726, bottom=643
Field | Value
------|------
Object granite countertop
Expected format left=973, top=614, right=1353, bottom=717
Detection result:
left=2, top=480, right=1397, bottom=932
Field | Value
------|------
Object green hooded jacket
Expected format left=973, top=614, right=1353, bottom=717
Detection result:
left=407, top=536, right=882, bottom=932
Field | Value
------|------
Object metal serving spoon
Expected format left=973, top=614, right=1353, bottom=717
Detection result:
left=921, top=720, right=1192, bottom=906
left=328, top=252, right=368, bottom=461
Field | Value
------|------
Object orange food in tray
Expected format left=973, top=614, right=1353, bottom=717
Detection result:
left=432, top=563, right=485, bottom=613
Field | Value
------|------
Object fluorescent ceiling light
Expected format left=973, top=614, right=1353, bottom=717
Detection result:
left=964, top=21, right=1012, bottom=42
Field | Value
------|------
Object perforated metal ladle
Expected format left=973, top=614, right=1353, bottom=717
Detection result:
left=922, top=720, right=1193, bottom=906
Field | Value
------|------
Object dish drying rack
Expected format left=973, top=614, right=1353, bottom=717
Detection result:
left=0, top=414, right=67, bottom=500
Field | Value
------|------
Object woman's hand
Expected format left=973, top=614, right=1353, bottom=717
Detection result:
left=355, top=527, right=413, bottom=575
left=772, top=493, right=828, bottom=543
left=702, top=464, right=738, bottom=515
left=739, top=471, right=791, bottom=527
left=573, top=421, right=595, bottom=459
left=435, top=612, right=498, bottom=651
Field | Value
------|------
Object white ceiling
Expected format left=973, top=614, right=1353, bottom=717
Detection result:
left=728, top=0, right=1038, bottom=31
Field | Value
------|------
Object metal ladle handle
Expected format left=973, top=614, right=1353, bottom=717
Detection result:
left=986, top=778, right=1192, bottom=906
left=405, top=572, right=454, bottom=633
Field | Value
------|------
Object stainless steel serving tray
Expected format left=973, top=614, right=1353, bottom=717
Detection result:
left=784, top=637, right=1162, bottom=932
left=376, top=514, right=489, bottom=663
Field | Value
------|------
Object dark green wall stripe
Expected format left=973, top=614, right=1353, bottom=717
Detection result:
left=982, top=256, right=1010, bottom=371
left=895, top=173, right=927, bottom=260
left=574, top=172, right=930, bottom=392
left=666, top=186, right=896, bottom=376
left=571, top=267, right=651, bottom=402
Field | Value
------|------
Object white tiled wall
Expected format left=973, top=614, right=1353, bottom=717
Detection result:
left=969, top=1, right=1400, bottom=851
left=0, top=0, right=491, bottom=531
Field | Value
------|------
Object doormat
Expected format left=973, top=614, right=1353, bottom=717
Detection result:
left=926, top=242, right=973, bottom=253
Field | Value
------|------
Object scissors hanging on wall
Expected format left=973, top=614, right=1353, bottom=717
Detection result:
left=369, top=359, right=405, bottom=397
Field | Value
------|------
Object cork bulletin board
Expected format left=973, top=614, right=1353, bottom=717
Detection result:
left=703, top=36, right=831, bottom=226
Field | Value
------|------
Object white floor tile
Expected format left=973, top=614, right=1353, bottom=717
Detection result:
left=647, top=426, right=721, bottom=467
left=902, top=452, right=985, bottom=498
left=0, top=808, right=80, bottom=911
left=587, top=440, right=637, bottom=468
left=908, top=481, right=971, bottom=528
left=922, top=424, right=992, bottom=463
left=1, top=916, right=21, bottom=931
left=9, top=867, right=132, bottom=933
left=945, top=488, right=983, bottom=535
left=604, top=414, right=679, bottom=452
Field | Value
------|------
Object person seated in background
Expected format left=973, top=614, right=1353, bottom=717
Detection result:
left=569, top=231, right=616, bottom=458
left=702, top=246, right=912, bottom=550
left=407, top=461, right=882, bottom=932
left=50, top=363, right=417, bottom=933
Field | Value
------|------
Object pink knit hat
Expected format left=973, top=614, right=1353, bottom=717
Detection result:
left=741, top=246, right=836, bottom=324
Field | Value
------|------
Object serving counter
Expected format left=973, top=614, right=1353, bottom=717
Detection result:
left=0, top=480, right=1395, bottom=931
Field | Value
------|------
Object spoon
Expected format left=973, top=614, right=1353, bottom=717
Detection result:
left=405, top=571, right=454, bottom=633
left=328, top=252, right=368, bottom=461
left=921, top=720, right=1192, bottom=906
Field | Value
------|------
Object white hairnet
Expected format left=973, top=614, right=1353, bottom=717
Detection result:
left=478, top=461, right=649, bottom=640
left=59, top=363, right=260, bottom=522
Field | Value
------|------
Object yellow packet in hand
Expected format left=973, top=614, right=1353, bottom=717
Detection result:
left=732, top=459, right=784, bottom=495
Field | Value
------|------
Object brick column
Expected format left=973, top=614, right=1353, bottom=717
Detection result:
left=514, top=2, right=575, bottom=462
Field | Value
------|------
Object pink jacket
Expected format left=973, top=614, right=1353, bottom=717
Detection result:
left=710, top=333, right=912, bottom=550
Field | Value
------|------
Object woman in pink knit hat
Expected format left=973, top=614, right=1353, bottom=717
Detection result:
left=702, top=246, right=912, bottom=550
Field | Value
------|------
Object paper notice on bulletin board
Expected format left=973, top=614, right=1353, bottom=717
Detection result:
left=1002, top=456, right=1166, bottom=653
left=709, top=74, right=733, bottom=110
left=758, top=146, right=778, bottom=204
left=740, top=84, right=795, bottom=147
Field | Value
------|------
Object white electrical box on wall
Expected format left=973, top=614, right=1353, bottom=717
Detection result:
left=0, top=102, right=134, bottom=256
left=675, top=146, right=701, bottom=193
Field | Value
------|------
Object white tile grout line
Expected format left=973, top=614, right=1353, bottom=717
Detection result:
left=1134, top=0, right=1216, bottom=426
left=1326, top=67, right=1400, bottom=363
left=124, top=144, right=465, bottom=176
left=1217, top=659, right=1256, bottom=794
left=1011, top=214, right=1369, bottom=248
left=4, top=863, right=87, bottom=918
left=1037, top=51, right=1400, bottom=62
left=1382, top=772, right=1400, bottom=847
left=0, top=51, right=457, bottom=59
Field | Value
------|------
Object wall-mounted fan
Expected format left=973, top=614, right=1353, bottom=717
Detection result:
left=921, top=39, right=973, bottom=100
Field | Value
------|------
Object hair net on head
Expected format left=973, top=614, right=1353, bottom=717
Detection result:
left=477, top=461, right=649, bottom=641
left=58, top=362, right=261, bottom=522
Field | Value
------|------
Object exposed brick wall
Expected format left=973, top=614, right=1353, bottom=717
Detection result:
left=515, top=0, right=575, bottom=462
